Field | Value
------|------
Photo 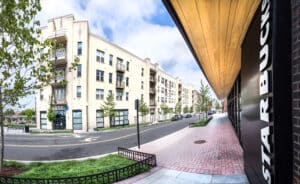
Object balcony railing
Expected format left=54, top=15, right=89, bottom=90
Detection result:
left=150, top=101, right=156, bottom=106
left=50, top=48, right=67, bottom=66
left=116, top=63, right=126, bottom=72
left=150, top=77, right=155, bottom=82
left=149, top=88, right=156, bottom=94
left=116, top=81, right=125, bottom=89
left=48, top=29, right=67, bottom=42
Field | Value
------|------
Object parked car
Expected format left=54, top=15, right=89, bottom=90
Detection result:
left=171, top=115, right=180, bottom=121
left=184, top=114, right=192, bottom=118
left=178, top=114, right=184, bottom=119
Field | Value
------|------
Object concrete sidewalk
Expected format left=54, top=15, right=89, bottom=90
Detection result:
left=117, top=113, right=248, bottom=184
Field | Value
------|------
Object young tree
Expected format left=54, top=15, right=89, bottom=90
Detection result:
left=24, top=108, right=35, bottom=123
left=139, top=98, right=149, bottom=123
left=47, top=107, right=56, bottom=123
left=160, top=103, right=169, bottom=119
left=215, top=101, right=221, bottom=110
left=175, top=102, right=181, bottom=114
left=183, top=105, right=189, bottom=114
left=199, top=81, right=211, bottom=118
left=189, top=106, right=193, bottom=113
left=0, top=1, right=79, bottom=170
left=101, top=93, right=116, bottom=126
left=4, top=109, right=14, bottom=117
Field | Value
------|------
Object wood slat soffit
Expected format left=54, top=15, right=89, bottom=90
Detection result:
left=169, top=0, right=260, bottom=98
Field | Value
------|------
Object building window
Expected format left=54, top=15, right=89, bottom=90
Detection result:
left=72, top=110, right=82, bottom=130
left=96, top=89, right=104, bottom=100
left=96, top=110, right=104, bottom=128
left=141, top=81, right=144, bottom=90
left=116, top=90, right=123, bottom=101
left=161, top=87, right=164, bottom=93
left=109, top=90, right=112, bottom=96
left=126, top=77, right=129, bottom=87
left=161, top=77, right=164, bottom=84
left=40, top=89, right=44, bottom=101
left=141, top=68, right=144, bottom=76
left=109, top=73, right=113, bottom=84
left=126, top=61, right=129, bottom=71
left=161, top=97, right=164, bottom=103
left=96, top=70, right=104, bottom=81
left=109, top=54, right=113, bottom=66
left=126, top=92, right=129, bottom=101
left=158, top=96, right=159, bottom=102
left=77, top=86, right=81, bottom=98
left=54, top=88, right=66, bottom=102
left=96, top=49, right=105, bottom=63
left=158, top=75, right=160, bottom=82
left=110, top=110, right=129, bottom=127
left=141, top=94, right=144, bottom=100
left=77, top=64, right=82, bottom=77
left=77, top=42, right=82, bottom=55
left=40, top=111, right=47, bottom=130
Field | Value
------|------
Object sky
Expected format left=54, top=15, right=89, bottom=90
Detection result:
left=21, top=0, right=215, bottom=109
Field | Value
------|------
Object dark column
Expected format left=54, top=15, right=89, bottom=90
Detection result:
left=292, top=0, right=300, bottom=183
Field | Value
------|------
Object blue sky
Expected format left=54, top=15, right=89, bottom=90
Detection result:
left=21, top=0, right=213, bottom=109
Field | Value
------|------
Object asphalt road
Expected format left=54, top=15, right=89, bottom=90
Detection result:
left=3, top=117, right=199, bottom=161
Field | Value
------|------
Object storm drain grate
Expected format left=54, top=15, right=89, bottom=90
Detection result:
left=194, top=140, right=206, bottom=144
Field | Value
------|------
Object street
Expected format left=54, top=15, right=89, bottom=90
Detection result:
left=3, top=117, right=198, bottom=161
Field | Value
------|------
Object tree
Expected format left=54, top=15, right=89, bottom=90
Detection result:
left=24, top=108, right=35, bottom=123
left=189, top=106, right=193, bottom=113
left=101, top=93, right=116, bottom=125
left=175, top=102, right=181, bottom=114
left=198, top=81, right=211, bottom=118
left=139, top=98, right=149, bottom=123
left=4, top=109, right=14, bottom=117
left=215, top=101, right=221, bottom=110
left=160, top=103, right=169, bottom=119
left=0, top=1, right=79, bottom=170
left=183, top=105, right=189, bottom=114
left=47, top=107, right=56, bottom=123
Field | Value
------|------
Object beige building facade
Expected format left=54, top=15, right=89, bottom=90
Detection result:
left=36, top=15, right=198, bottom=132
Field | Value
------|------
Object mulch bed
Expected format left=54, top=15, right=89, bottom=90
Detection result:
left=0, top=167, right=23, bottom=177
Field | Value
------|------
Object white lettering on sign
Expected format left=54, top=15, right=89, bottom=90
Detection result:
left=259, top=0, right=273, bottom=183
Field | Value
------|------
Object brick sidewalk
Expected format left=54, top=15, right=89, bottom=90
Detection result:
left=117, top=114, right=245, bottom=184
left=139, top=114, right=243, bottom=175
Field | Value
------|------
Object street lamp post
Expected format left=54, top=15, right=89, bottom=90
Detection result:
left=135, top=99, right=140, bottom=149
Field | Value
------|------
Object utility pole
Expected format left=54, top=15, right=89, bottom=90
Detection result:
left=135, top=99, right=140, bottom=149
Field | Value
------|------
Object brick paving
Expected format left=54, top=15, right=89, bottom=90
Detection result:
left=117, top=114, right=245, bottom=184
left=138, top=114, right=244, bottom=175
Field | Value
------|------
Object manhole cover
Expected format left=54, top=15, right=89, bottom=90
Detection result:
left=194, top=140, right=206, bottom=144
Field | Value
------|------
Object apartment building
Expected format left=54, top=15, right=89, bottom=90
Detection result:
left=36, top=15, right=197, bottom=131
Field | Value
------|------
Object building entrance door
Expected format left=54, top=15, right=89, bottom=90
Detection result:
left=53, top=110, right=66, bottom=129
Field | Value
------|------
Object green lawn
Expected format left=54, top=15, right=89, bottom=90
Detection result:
left=190, top=117, right=212, bottom=127
left=5, top=154, right=145, bottom=179
left=94, top=122, right=150, bottom=131
left=30, top=129, right=73, bottom=134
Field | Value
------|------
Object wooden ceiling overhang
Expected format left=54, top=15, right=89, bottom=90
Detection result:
left=163, top=0, right=260, bottom=99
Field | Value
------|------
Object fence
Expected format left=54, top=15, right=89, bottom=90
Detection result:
left=0, top=147, right=156, bottom=184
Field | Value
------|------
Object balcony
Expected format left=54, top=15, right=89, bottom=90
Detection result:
left=50, top=48, right=67, bottom=66
left=116, top=81, right=125, bottom=89
left=149, top=88, right=156, bottom=94
left=48, top=29, right=67, bottom=42
left=116, top=63, right=126, bottom=72
left=150, top=101, right=156, bottom=106
left=150, top=77, right=155, bottom=83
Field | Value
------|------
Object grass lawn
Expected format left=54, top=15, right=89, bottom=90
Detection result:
left=5, top=154, right=146, bottom=179
left=190, top=117, right=213, bottom=127
left=94, top=122, right=150, bottom=131
left=30, top=129, right=73, bottom=134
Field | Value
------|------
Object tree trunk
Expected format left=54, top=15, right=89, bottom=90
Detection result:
left=0, top=87, right=4, bottom=171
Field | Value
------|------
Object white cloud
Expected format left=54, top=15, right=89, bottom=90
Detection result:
left=22, top=0, right=216, bottom=109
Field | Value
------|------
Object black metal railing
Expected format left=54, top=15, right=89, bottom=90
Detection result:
left=0, top=147, right=156, bottom=184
